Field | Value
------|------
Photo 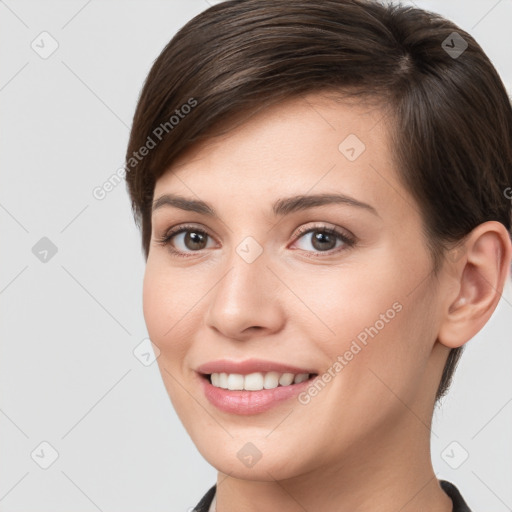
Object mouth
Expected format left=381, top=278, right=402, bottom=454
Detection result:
left=200, top=371, right=318, bottom=391
left=198, top=371, right=319, bottom=415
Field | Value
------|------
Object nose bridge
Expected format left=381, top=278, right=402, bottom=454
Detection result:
left=205, top=238, right=284, bottom=338
left=215, top=241, right=271, bottom=311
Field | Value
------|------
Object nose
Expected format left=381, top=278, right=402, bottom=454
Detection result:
left=204, top=248, right=286, bottom=340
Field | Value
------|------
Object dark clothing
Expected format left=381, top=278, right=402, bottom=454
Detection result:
left=193, top=484, right=216, bottom=512
left=440, top=480, right=473, bottom=511
left=193, top=479, right=472, bottom=511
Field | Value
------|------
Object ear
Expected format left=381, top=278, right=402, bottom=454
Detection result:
left=438, top=221, right=512, bottom=349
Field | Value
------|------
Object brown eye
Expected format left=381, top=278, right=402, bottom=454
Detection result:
left=292, top=225, right=356, bottom=255
left=156, top=225, right=216, bottom=256
left=181, top=230, right=209, bottom=251
left=309, top=231, right=338, bottom=251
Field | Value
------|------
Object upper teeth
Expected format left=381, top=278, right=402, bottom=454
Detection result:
left=210, top=372, right=310, bottom=391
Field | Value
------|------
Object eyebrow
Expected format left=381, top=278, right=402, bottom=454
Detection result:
left=152, top=192, right=379, bottom=217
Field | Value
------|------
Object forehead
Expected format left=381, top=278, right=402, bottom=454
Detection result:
left=153, top=92, right=408, bottom=223
left=172, top=92, right=390, bottom=162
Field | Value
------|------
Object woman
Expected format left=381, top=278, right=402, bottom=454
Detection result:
left=124, top=1, right=512, bottom=510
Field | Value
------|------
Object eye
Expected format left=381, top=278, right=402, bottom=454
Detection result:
left=155, top=224, right=217, bottom=257
left=291, top=224, right=356, bottom=255
left=156, top=222, right=356, bottom=258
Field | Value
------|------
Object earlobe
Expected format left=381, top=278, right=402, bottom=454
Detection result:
left=438, top=221, right=512, bottom=349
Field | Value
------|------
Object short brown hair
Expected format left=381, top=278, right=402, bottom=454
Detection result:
left=125, top=0, right=512, bottom=401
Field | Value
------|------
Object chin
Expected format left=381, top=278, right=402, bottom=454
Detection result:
left=192, top=434, right=308, bottom=480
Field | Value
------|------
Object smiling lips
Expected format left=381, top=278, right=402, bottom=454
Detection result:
left=196, top=358, right=318, bottom=414
left=210, top=371, right=311, bottom=391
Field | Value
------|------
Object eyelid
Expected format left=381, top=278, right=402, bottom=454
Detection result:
left=292, top=222, right=354, bottom=240
left=161, top=223, right=215, bottom=241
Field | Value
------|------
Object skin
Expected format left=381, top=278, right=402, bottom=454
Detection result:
left=143, top=92, right=511, bottom=512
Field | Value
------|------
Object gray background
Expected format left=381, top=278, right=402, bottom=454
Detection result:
left=1, top=1, right=511, bottom=511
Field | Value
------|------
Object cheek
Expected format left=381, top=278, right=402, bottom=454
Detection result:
left=290, top=261, right=402, bottom=352
left=142, top=264, right=203, bottom=418
left=142, top=265, right=167, bottom=344
left=142, top=263, right=195, bottom=365
left=295, top=254, right=434, bottom=393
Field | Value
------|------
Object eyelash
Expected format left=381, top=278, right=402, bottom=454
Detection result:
left=155, top=223, right=356, bottom=258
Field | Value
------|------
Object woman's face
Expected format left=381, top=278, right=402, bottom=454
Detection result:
left=143, top=93, right=452, bottom=480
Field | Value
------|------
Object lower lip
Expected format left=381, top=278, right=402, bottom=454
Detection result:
left=199, top=374, right=317, bottom=415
